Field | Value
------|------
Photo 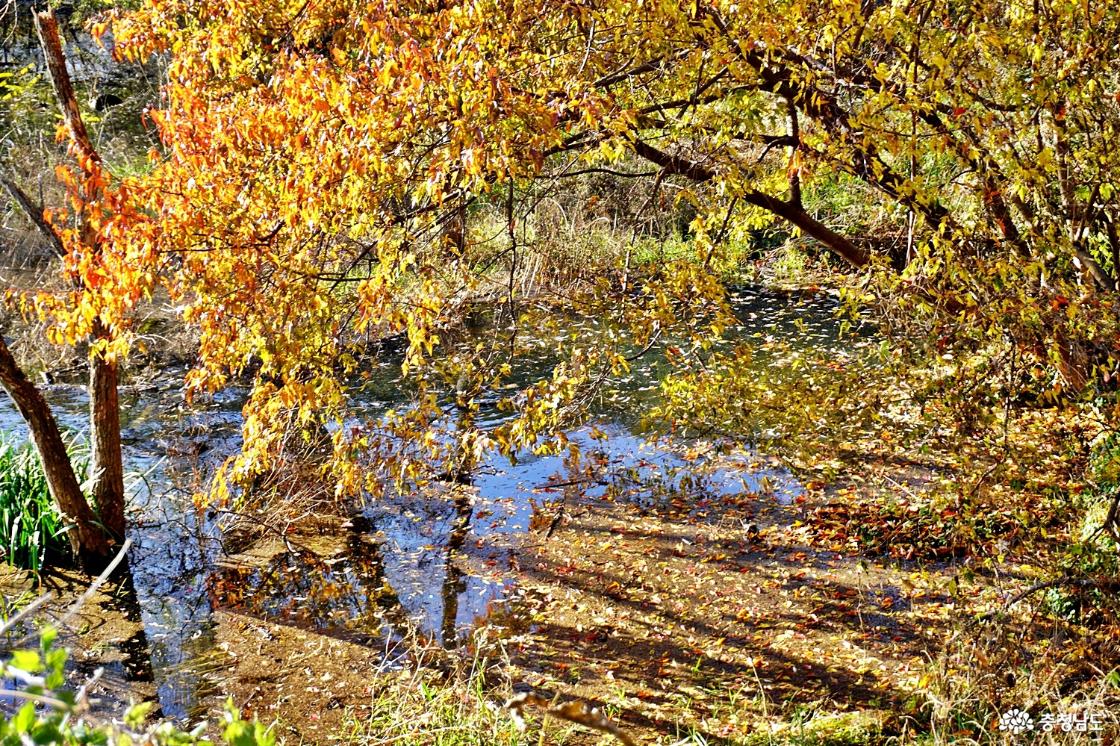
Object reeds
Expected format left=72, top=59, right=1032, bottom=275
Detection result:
left=0, top=434, right=86, bottom=573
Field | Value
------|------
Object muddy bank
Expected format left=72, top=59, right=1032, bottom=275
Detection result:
left=3, top=452, right=978, bottom=744
left=0, top=563, right=157, bottom=716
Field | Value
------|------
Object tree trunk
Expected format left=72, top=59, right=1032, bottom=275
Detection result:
left=35, top=10, right=128, bottom=543
left=34, top=12, right=99, bottom=168
left=89, top=323, right=125, bottom=539
left=0, top=335, right=112, bottom=563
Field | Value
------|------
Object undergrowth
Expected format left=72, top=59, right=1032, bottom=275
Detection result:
left=339, top=657, right=570, bottom=746
left=0, top=434, right=86, bottom=574
left=897, top=424, right=1120, bottom=744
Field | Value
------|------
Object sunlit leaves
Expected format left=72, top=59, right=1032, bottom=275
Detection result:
left=95, top=0, right=1120, bottom=500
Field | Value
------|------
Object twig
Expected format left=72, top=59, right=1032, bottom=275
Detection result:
left=545, top=505, right=566, bottom=539
left=73, top=666, right=103, bottom=712
left=215, top=508, right=312, bottom=555
left=364, top=725, right=474, bottom=745
left=506, top=692, right=639, bottom=746
left=59, top=538, right=132, bottom=630
left=1087, top=486, right=1120, bottom=542
left=624, top=325, right=662, bottom=362
left=0, top=689, right=71, bottom=709
left=970, top=576, right=1118, bottom=626
left=0, top=592, right=54, bottom=640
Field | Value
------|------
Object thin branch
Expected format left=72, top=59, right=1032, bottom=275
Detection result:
left=1, top=177, right=66, bottom=258
left=0, top=689, right=71, bottom=709
left=58, top=537, right=132, bottom=630
left=624, top=324, right=662, bottom=362
left=0, top=593, right=54, bottom=640
left=553, top=167, right=659, bottom=179
left=971, top=576, right=1120, bottom=625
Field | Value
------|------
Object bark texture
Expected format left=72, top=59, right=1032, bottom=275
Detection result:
left=0, top=335, right=111, bottom=562
left=90, top=324, right=126, bottom=539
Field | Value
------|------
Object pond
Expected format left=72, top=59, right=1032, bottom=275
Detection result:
left=0, top=286, right=871, bottom=720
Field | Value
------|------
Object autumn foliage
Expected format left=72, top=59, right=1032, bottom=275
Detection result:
left=94, top=0, right=1120, bottom=497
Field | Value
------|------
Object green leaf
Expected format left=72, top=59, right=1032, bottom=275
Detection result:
left=12, top=701, right=36, bottom=733
left=39, top=627, right=57, bottom=653
left=124, top=701, right=155, bottom=729
left=9, top=649, right=42, bottom=674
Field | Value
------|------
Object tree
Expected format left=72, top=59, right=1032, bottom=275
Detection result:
left=1, top=10, right=151, bottom=565
left=103, top=0, right=1120, bottom=494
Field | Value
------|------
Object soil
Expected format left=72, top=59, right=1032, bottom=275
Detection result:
left=0, top=562, right=157, bottom=715
left=495, top=474, right=965, bottom=743
left=206, top=610, right=388, bottom=742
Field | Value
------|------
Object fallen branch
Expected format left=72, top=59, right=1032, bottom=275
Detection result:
left=505, top=691, right=639, bottom=746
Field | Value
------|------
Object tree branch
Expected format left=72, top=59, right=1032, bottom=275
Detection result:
left=1, top=177, right=66, bottom=258
left=630, top=140, right=870, bottom=267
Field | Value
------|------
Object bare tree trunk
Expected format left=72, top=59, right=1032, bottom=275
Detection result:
left=0, top=335, right=111, bottom=563
left=33, top=12, right=98, bottom=167
left=89, top=324, right=125, bottom=539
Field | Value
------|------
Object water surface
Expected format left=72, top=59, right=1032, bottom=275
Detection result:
left=0, top=286, right=865, bottom=718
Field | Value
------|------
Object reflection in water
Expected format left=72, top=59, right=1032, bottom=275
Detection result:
left=0, top=377, right=236, bottom=719
left=440, top=491, right=473, bottom=648
left=0, top=287, right=853, bottom=717
left=358, top=485, right=515, bottom=647
left=209, top=528, right=405, bottom=645
left=107, top=564, right=156, bottom=684
left=141, top=411, right=794, bottom=688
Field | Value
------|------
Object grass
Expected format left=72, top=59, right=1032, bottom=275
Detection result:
left=740, top=711, right=886, bottom=746
left=339, top=659, right=572, bottom=746
left=337, top=664, right=890, bottom=746
left=0, top=433, right=85, bottom=574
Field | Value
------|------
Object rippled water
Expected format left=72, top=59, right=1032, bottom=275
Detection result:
left=0, top=286, right=864, bottom=718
